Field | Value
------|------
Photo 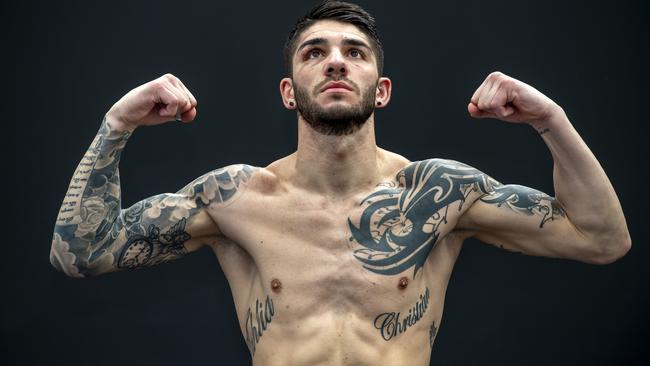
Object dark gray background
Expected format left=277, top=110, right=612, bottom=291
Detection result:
left=3, top=0, right=648, bottom=365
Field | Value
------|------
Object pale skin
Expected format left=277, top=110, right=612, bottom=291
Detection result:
left=51, top=19, right=630, bottom=366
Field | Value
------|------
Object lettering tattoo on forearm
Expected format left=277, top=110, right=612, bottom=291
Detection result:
left=245, top=295, right=275, bottom=356
left=52, top=117, right=258, bottom=276
left=374, top=287, right=430, bottom=341
left=348, top=159, right=566, bottom=277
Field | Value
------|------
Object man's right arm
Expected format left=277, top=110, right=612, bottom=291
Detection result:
left=50, top=74, right=255, bottom=277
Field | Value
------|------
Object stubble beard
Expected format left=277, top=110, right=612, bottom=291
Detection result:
left=294, top=78, right=377, bottom=136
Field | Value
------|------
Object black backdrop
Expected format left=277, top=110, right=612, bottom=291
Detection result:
left=3, top=0, right=648, bottom=365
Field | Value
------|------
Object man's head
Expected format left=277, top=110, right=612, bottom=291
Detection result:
left=279, top=1, right=391, bottom=136
left=283, top=1, right=384, bottom=78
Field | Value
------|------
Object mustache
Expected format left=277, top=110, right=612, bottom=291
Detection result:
left=313, top=77, right=360, bottom=95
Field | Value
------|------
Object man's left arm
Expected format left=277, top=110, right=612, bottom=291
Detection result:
left=457, top=71, right=631, bottom=264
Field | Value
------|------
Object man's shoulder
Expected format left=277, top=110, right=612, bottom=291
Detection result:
left=213, top=163, right=284, bottom=195
left=398, top=157, right=481, bottom=174
left=184, top=164, right=272, bottom=207
left=198, top=164, right=262, bottom=187
left=394, top=158, right=497, bottom=200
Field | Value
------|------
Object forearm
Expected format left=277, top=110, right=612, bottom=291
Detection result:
left=51, top=116, right=131, bottom=277
left=532, top=107, right=630, bottom=255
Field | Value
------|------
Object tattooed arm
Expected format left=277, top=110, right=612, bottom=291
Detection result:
left=456, top=72, right=631, bottom=264
left=50, top=74, right=258, bottom=277
left=50, top=116, right=256, bottom=277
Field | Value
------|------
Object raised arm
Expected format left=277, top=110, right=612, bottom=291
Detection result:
left=50, top=74, right=255, bottom=277
left=456, top=72, right=631, bottom=264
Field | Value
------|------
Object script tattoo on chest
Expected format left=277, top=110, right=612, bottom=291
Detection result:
left=245, top=295, right=275, bottom=356
left=374, top=287, right=430, bottom=341
left=348, top=159, right=565, bottom=277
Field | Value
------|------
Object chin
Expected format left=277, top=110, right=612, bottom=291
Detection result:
left=322, top=103, right=358, bottom=114
left=321, top=97, right=356, bottom=107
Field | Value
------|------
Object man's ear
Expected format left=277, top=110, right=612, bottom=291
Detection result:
left=374, top=77, right=392, bottom=109
left=280, top=78, right=296, bottom=109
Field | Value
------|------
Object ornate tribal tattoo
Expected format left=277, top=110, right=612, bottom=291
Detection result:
left=348, top=159, right=565, bottom=277
left=245, top=295, right=275, bottom=356
left=374, top=287, right=430, bottom=341
left=51, top=117, right=258, bottom=277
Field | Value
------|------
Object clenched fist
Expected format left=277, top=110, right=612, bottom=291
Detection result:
left=468, top=71, right=562, bottom=126
left=106, top=73, right=198, bottom=132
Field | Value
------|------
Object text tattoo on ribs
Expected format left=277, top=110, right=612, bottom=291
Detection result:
left=348, top=159, right=565, bottom=277
left=374, top=287, right=430, bottom=341
left=245, top=295, right=275, bottom=356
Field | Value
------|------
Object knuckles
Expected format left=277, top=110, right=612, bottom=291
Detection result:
left=162, top=73, right=178, bottom=82
left=488, top=71, right=504, bottom=80
left=485, top=71, right=514, bottom=87
left=475, top=72, right=517, bottom=112
left=151, top=80, right=167, bottom=92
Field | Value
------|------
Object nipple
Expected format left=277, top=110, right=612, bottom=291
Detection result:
left=271, top=278, right=282, bottom=293
left=398, top=276, right=409, bottom=290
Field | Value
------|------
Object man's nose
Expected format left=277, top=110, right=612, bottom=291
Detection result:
left=325, top=50, right=347, bottom=77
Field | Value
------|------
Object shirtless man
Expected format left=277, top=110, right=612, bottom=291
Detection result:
left=50, top=1, right=631, bottom=365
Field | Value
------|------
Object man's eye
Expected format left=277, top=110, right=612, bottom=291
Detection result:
left=308, top=49, right=322, bottom=59
left=350, top=49, right=362, bottom=58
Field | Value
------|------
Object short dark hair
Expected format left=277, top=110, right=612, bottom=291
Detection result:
left=283, top=0, right=384, bottom=77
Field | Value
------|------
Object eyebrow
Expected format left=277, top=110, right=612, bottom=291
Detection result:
left=296, top=37, right=373, bottom=53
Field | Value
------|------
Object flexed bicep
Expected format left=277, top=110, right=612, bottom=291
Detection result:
left=51, top=163, right=258, bottom=277
left=457, top=180, right=601, bottom=262
left=109, top=164, right=258, bottom=271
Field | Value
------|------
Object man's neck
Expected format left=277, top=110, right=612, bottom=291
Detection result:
left=289, top=116, right=385, bottom=198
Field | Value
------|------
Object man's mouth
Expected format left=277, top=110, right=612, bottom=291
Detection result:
left=321, top=81, right=353, bottom=93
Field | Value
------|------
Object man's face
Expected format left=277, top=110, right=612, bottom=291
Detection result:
left=290, top=20, right=380, bottom=136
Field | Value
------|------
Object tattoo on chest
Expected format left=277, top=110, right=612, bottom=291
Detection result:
left=373, top=287, right=430, bottom=341
left=245, top=295, right=275, bottom=356
left=348, top=159, right=492, bottom=277
left=347, top=159, right=565, bottom=277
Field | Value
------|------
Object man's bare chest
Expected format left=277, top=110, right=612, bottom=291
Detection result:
left=211, top=159, right=484, bottom=266
left=210, top=164, right=470, bottom=304
left=200, top=159, right=487, bottom=357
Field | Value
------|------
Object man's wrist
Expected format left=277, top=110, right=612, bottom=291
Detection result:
left=105, top=112, right=137, bottom=133
left=529, top=104, right=569, bottom=136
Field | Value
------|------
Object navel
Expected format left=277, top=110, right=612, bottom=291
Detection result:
left=271, top=278, right=282, bottom=293
left=398, top=276, right=408, bottom=290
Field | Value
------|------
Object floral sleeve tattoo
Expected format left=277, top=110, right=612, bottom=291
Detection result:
left=51, top=117, right=257, bottom=277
